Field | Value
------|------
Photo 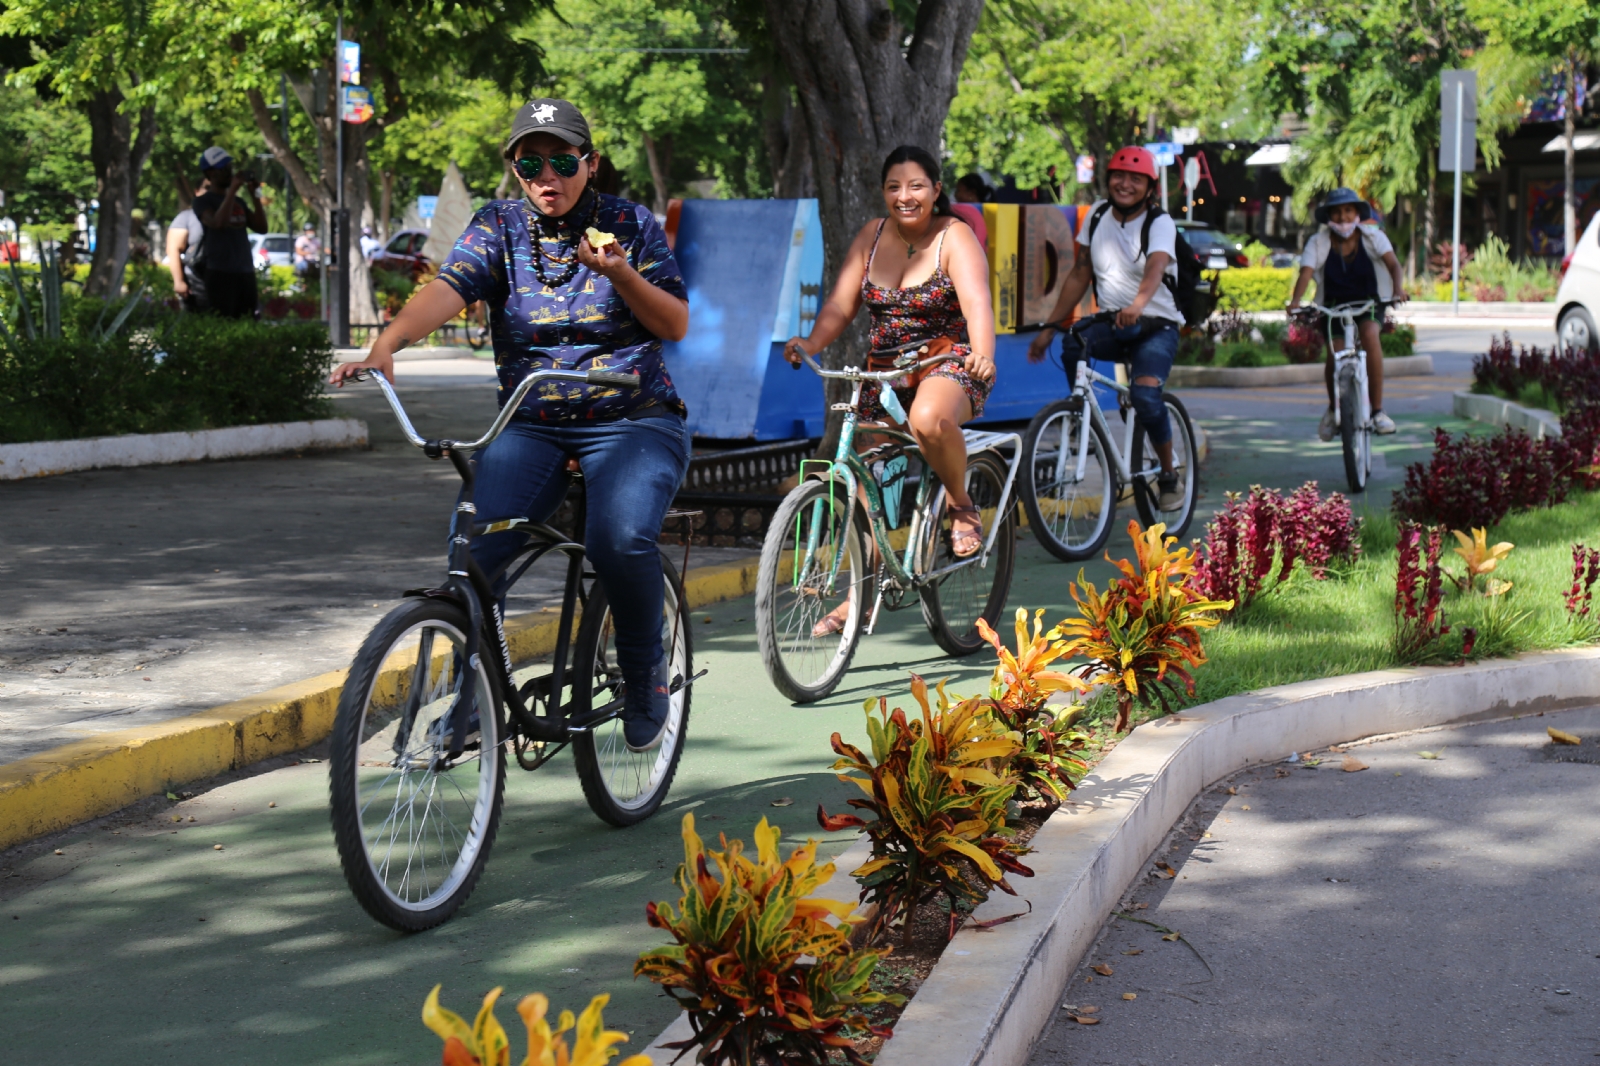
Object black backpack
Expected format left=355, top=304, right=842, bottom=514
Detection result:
left=1085, top=202, right=1209, bottom=328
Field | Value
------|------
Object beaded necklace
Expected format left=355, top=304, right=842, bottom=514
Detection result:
left=528, top=188, right=601, bottom=289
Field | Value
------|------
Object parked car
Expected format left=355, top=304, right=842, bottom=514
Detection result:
left=1555, top=211, right=1600, bottom=355
left=1175, top=222, right=1249, bottom=269
left=250, top=232, right=293, bottom=269
left=371, top=228, right=432, bottom=279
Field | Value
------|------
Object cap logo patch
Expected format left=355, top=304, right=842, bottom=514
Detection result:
left=532, top=104, right=557, bottom=124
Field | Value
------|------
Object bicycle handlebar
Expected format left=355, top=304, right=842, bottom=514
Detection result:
left=1292, top=300, right=1377, bottom=320
left=353, top=365, right=641, bottom=453
left=793, top=342, right=952, bottom=383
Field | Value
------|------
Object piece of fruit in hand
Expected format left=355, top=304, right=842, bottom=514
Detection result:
left=585, top=226, right=617, bottom=251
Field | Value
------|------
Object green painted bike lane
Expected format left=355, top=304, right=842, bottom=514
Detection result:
left=0, top=395, right=1479, bottom=1065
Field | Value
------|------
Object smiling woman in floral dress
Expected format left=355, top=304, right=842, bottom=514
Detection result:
left=783, top=145, right=996, bottom=634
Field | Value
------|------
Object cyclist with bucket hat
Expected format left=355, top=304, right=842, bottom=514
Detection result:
left=1289, top=186, right=1408, bottom=439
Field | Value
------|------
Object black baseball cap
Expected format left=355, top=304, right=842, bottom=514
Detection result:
left=503, top=99, right=592, bottom=158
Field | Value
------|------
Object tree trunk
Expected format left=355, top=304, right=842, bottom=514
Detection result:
left=761, top=75, right=815, bottom=199
left=642, top=132, right=674, bottom=216
left=1564, top=50, right=1578, bottom=259
left=84, top=89, right=156, bottom=298
left=1405, top=197, right=1417, bottom=283
left=762, top=0, right=983, bottom=453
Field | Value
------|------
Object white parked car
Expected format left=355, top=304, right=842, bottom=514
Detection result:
left=1555, top=212, right=1600, bottom=355
left=250, top=232, right=294, bottom=270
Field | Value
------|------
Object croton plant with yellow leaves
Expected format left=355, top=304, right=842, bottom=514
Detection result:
left=421, top=985, right=649, bottom=1066
left=634, top=813, right=900, bottom=1066
left=819, top=674, right=1032, bottom=948
left=977, top=607, right=1091, bottom=803
left=1055, top=521, right=1234, bottom=733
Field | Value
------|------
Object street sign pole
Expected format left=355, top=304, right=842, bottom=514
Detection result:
left=331, top=10, right=348, bottom=348
left=1451, top=78, right=1462, bottom=316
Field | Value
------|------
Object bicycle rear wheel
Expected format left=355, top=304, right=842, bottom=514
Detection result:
left=570, top=556, right=691, bottom=827
left=1132, top=393, right=1200, bottom=539
left=1021, top=397, right=1116, bottom=561
left=755, top=479, right=870, bottom=703
left=328, top=598, right=504, bottom=931
left=1339, top=370, right=1368, bottom=494
left=920, top=451, right=1017, bottom=656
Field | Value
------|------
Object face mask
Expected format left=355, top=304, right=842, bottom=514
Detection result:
left=1329, top=220, right=1359, bottom=239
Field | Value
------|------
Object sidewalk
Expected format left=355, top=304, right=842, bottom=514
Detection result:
left=1030, top=707, right=1600, bottom=1065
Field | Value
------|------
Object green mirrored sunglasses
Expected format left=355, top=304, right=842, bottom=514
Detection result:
left=512, top=151, right=590, bottom=180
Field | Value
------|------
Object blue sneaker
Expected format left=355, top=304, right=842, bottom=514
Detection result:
left=622, top=658, right=672, bottom=753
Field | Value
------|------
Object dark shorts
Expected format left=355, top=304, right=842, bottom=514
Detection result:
left=203, top=270, right=258, bottom=319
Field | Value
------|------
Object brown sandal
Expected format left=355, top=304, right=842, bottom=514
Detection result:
left=948, top=505, right=983, bottom=558
left=812, top=602, right=850, bottom=637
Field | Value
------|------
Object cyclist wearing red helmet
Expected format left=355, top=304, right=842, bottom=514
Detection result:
left=1028, top=145, right=1184, bottom=510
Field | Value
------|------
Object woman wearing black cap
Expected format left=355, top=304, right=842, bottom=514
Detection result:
left=330, top=98, right=691, bottom=753
left=1289, top=186, right=1408, bottom=439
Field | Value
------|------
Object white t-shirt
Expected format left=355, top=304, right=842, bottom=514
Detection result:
left=1077, top=201, right=1183, bottom=324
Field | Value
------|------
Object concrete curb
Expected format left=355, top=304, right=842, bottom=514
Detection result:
left=0, top=418, right=369, bottom=481
left=1452, top=390, right=1562, bottom=440
left=862, top=647, right=1600, bottom=1066
left=1168, top=353, right=1432, bottom=389
left=0, top=553, right=760, bottom=851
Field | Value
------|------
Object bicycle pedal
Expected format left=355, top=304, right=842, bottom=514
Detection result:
left=830, top=403, right=854, bottom=412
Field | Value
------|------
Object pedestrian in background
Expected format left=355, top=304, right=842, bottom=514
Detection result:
left=360, top=224, right=381, bottom=261
left=192, top=146, right=266, bottom=318
left=165, top=178, right=209, bottom=312
left=294, top=222, right=321, bottom=279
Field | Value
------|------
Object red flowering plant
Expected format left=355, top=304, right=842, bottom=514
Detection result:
left=1394, top=522, right=1450, bottom=663
left=1567, top=545, right=1600, bottom=619
left=1191, top=482, right=1360, bottom=609
left=976, top=608, right=1091, bottom=804
left=1392, top=427, right=1571, bottom=531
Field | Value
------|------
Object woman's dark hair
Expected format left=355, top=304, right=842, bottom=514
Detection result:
left=956, top=173, right=991, bottom=202
left=881, top=145, right=953, bottom=217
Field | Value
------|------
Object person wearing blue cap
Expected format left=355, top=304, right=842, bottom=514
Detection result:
left=192, top=146, right=267, bottom=318
left=1289, top=187, right=1408, bottom=439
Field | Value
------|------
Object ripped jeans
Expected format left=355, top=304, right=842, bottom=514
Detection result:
left=1060, top=317, right=1178, bottom=446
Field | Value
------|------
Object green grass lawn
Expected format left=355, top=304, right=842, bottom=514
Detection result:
left=1066, top=489, right=1600, bottom=736
left=1188, top=490, right=1600, bottom=706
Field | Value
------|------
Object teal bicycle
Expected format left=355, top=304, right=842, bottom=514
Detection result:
left=755, top=342, right=1020, bottom=702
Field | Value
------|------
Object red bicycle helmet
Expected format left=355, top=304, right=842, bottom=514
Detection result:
left=1107, top=145, right=1159, bottom=181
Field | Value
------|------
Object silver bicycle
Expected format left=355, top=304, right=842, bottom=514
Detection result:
left=1295, top=299, right=1376, bottom=493
left=1020, top=312, right=1199, bottom=561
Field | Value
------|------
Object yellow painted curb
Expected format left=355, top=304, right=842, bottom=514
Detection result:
left=0, top=554, right=760, bottom=851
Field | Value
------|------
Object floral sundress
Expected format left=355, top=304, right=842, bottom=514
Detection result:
left=858, top=219, right=991, bottom=423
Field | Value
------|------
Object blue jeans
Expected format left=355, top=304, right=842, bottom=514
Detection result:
left=1062, top=318, right=1178, bottom=445
left=468, top=414, right=691, bottom=701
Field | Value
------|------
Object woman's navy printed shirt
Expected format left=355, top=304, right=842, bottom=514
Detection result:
left=437, top=193, right=688, bottom=421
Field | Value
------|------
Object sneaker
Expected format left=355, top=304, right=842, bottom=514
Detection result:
left=1156, top=472, right=1184, bottom=511
left=1372, top=409, right=1397, bottom=435
left=1318, top=407, right=1336, bottom=442
left=622, top=657, right=673, bottom=752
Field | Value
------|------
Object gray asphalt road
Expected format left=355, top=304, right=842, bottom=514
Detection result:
left=1029, top=706, right=1600, bottom=1066
left=0, top=360, right=742, bottom=764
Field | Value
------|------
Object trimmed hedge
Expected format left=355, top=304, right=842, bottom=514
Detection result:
left=0, top=317, right=333, bottom=444
left=1215, top=267, right=1296, bottom=312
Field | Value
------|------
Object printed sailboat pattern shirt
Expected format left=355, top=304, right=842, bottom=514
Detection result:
left=438, top=193, right=688, bottom=421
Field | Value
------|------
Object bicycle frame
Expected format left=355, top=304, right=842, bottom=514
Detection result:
left=1062, top=359, right=1164, bottom=487
left=1315, top=300, right=1375, bottom=434
left=360, top=365, right=643, bottom=750
left=788, top=348, right=1020, bottom=611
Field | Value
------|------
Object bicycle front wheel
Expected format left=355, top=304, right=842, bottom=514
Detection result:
left=1132, top=393, right=1200, bottom=539
left=328, top=598, right=504, bottom=931
left=1022, top=397, right=1117, bottom=561
left=755, top=479, right=870, bottom=703
left=570, top=555, right=691, bottom=827
left=1339, top=370, right=1368, bottom=494
left=919, top=451, right=1017, bottom=656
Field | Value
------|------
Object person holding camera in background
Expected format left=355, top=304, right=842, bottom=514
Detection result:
left=192, top=146, right=267, bottom=319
